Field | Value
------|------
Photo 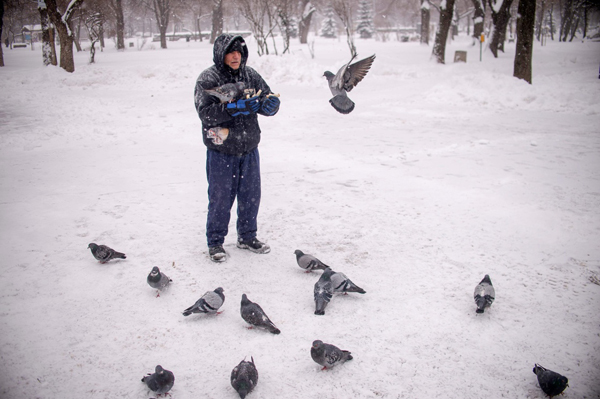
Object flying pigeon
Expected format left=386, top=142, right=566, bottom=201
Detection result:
left=147, top=266, right=172, bottom=297
left=323, top=54, right=376, bottom=114
left=533, top=364, right=569, bottom=397
left=329, top=268, right=366, bottom=294
left=141, top=365, right=175, bottom=395
left=473, top=275, right=495, bottom=313
left=314, top=268, right=334, bottom=315
left=230, top=357, right=258, bottom=399
left=311, top=340, right=353, bottom=370
left=182, top=287, right=225, bottom=316
left=240, top=294, right=280, bottom=334
left=294, top=250, right=330, bottom=273
left=204, top=82, right=246, bottom=103
left=87, top=243, right=126, bottom=263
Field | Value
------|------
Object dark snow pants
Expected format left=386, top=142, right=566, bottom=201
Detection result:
left=206, top=148, right=261, bottom=247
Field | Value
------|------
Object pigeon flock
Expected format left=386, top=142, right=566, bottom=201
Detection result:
left=86, top=238, right=569, bottom=397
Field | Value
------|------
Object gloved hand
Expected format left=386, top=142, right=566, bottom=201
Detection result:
left=226, top=96, right=260, bottom=117
left=260, top=95, right=280, bottom=116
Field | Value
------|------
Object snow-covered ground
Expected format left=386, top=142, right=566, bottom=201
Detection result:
left=1, top=34, right=599, bottom=399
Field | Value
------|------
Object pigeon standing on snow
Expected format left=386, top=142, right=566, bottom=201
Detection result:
left=87, top=243, right=126, bottom=263
left=230, top=357, right=258, bottom=399
left=141, top=365, right=175, bottom=395
left=314, top=268, right=334, bottom=315
left=204, top=82, right=246, bottom=103
left=533, top=364, right=569, bottom=397
left=294, top=250, right=330, bottom=273
left=323, top=54, right=376, bottom=114
left=329, top=268, right=366, bottom=294
left=473, top=274, right=495, bottom=313
left=182, top=287, right=225, bottom=316
left=240, top=294, right=280, bottom=334
left=147, top=266, right=172, bottom=296
left=311, top=340, right=353, bottom=370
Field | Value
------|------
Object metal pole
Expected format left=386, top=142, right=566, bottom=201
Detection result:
left=480, top=33, right=484, bottom=61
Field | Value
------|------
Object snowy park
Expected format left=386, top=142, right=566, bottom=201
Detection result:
left=1, top=33, right=600, bottom=398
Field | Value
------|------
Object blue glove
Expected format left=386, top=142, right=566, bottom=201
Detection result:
left=261, top=95, right=280, bottom=116
left=226, top=96, right=260, bottom=117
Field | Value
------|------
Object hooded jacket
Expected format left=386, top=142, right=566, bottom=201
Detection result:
left=194, top=34, right=276, bottom=155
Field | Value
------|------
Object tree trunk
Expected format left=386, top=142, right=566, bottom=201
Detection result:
left=73, top=18, right=82, bottom=52
left=559, top=0, right=574, bottom=42
left=568, top=14, right=579, bottom=41
left=115, top=0, right=125, bottom=50
left=298, top=0, right=315, bottom=44
left=0, top=0, right=5, bottom=67
left=488, top=0, right=514, bottom=57
left=55, top=22, right=76, bottom=72
left=514, top=0, right=536, bottom=84
left=536, top=0, right=545, bottom=41
left=99, top=23, right=105, bottom=48
left=582, top=5, right=588, bottom=38
left=432, top=0, right=456, bottom=63
left=548, top=2, right=555, bottom=40
left=210, top=0, right=223, bottom=44
left=46, top=0, right=84, bottom=73
left=38, top=2, right=57, bottom=66
left=421, top=0, right=430, bottom=45
left=152, top=0, right=170, bottom=49
left=471, top=0, right=485, bottom=41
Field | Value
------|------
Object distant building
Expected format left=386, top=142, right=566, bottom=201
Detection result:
left=21, top=24, right=44, bottom=43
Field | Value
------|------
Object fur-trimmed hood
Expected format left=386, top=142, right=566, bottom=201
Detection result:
left=212, top=34, right=249, bottom=75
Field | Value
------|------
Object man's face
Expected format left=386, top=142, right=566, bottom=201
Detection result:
left=224, top=51, right=241, bottom=70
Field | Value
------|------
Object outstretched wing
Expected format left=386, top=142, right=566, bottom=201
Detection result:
left=343, top=54, right=376, bottom=92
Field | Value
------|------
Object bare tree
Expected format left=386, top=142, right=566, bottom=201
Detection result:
left=45, top=0, right=85, bottom=72
left=514, top=0, right=536, bottom=83
left=210, top=0, right=222, bottom=43
left=37, top=0, right=57, bottom=66
left=471, top=0, right=485, bottom=41
left=153, top=0, right=170, bottom=48
left=277, top=0, right=296, bottom=53
left=421, top=0, right=431, bottom=45
left=488, top=0, right=514, bottom=57
left=107, top=0, right=125, bottom=49
left=235, top=0, right=282, bottom=55
left=432, top=0, right=456, bottom=63
left=0, top=0, right=5, bottom=67
left=333, top=0, right=356, bottom=57
left=83, top=8, right=103, bottom=63
left=138, top=0, right=173, bottom=48
left=298, top=0, right=315, bottom=44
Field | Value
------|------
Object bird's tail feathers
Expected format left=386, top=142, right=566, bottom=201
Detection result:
left=269, top=326, right=281, bottom=334
left=316, top=263, right=330, bottom=270
left=343, top=351, right=353, bottom=361
left=347, top=281, right=366, bottom=294
left=351, top=286, right=367, bottom=294
left=329, top=95, right=355, bottom=114
left=114, top=251, right=126, bottom=259
left=475, top=296, right=486, bottom=313
left=182, top=307, right=194, bottom=316
left=265, top=318, right=281, bottom=334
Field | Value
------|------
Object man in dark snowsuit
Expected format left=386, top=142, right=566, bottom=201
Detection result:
left=194, top=34, right=280, bottom=262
